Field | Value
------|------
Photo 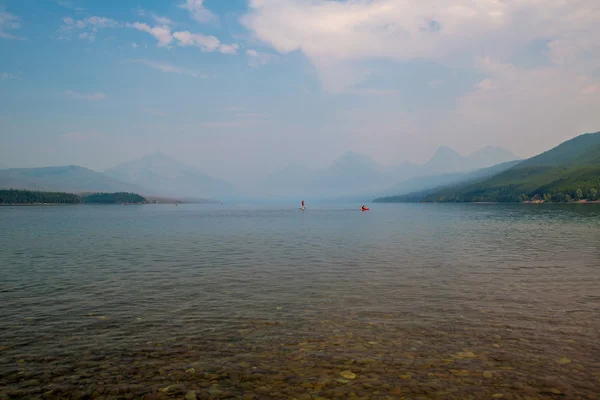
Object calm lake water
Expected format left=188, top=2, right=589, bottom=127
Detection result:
left=1, top=203, right=599, bottom=400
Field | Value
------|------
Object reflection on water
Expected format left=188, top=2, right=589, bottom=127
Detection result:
left=1, top=203, right=599, bottom=399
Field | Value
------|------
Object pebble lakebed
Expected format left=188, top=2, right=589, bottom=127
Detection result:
left=1, top=204, right=599, bottom=399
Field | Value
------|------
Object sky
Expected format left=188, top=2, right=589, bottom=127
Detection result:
left=1, top=0, right=599, bottom=185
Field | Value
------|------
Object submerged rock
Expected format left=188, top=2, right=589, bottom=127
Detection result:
left=339, top=371, right=356, bottom=380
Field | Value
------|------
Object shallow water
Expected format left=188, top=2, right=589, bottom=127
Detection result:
left=1, top=203, right=599, bottom=400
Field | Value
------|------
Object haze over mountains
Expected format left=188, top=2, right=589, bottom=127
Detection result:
left=0, top=145, right=520, bottom=201
left=258, top=146, right=520, bottom=199
left=104, top=153, right=238, bottom=200
left=0, top=166, right=148, bottom=194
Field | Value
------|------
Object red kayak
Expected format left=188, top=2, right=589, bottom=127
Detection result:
left=361, top=207, right=369, bottom=211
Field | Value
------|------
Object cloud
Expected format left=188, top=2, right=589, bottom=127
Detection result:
left=178, top=0, right=216, bottom=23
left=219, top=43, right=239, bottom=55
left=1, top=72, right=22, bottom=81
left=65, top=89, right=107, bottom=100
left=476, top=78, right=496, bottom=91
left=448, top=56, right=600, bottom=154
left=246, top=49, right=271, bottom=68
left=152, top=15, right=175, bottom=25
left=172, top=30, right=219, bottom=51
left=129, top=22, right=238, bottom=54
left=132, top=59, right=207, bottom=78
left=0, top=9, right=26, bottom=40
left=128, top=22, right=173, bottom=47
left=136, top=7, right=175, bottom=26
left=241, top=0, right=600, bottom=91
left=60, top=15, right=118, bottom=41
left=56, top=1, right=85, bottom=12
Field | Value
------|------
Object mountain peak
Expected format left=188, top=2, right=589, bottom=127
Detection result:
left=433, top=145, right=460, bottom=157
left=104, top=153, right=236, bottom=199
left=425, top=146, right=462, bottom=166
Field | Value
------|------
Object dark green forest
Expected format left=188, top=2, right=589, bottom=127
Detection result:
left=0, top=190, right=147, bottom=204
left=0, top=189, right=81, bottom=204
left=81, top=192, right=147, bottom=204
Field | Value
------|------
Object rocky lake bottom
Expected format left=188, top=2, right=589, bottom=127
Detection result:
left=1, top=204, right=599, bottom=399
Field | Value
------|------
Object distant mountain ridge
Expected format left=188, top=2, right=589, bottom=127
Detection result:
left=0, top=145, right=520, bottom=201
left=0, top=165, right=150, bottom=194
left=374, top=160, right=523, bottom=202
left=259, top=145, right=519, bottom=199
left=418, top=132, right=600, bottom=203
left=104, top=152, right=237, bottom=200
left=421, top=145, right=519, bottom=174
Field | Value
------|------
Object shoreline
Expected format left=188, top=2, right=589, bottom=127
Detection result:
left=376, top=200, right=600, bottom=205
left=0, top=203, right=148, bottom=206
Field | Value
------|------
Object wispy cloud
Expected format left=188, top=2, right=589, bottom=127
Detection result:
left=477, top=78, right=496, bottom=91
left=130, top=23, right=238, bottom=54
left=131, top=59, right=207, bottom=78
left=178, top=0, right=216, bottom=23
left=60, top=15, right=118, bottom=41
left=65, top=89, right=107, bottom=100
left=56, top=0, right=85, bottom=12
left=135, top=7, right=175, bottom=26
left=128, top=22, right=173, bottom=47
left=219, top=43, right=240, bottom=55
left=152, top=15, right=175, bottom=26
left=1, top=72, right=22, bottom=81
left=172, top=30, right=219, bottom=51
left=246, top=49, right=271, bottom=68
left=0, top=9, right=27, bottom=40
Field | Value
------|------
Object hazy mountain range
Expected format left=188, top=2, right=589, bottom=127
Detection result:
left=0, top=145, right=520, bottom=201
left=258, top=146, right=520, bottom=199
left=0, top=166, right=148, bottom=194
left=376, top=131, right=600, bottom=203
left=104, top=152, right=237, bottom=200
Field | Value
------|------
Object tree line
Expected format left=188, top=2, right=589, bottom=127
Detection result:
left=424, top=186, right=599, bottom=203
left=0, top=190, right=147, bottom=204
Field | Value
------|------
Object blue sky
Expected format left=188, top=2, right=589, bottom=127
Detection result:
left=1, top=0, right=599, bottom=184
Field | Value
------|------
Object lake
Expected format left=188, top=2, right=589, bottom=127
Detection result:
left=1, top=203, right=599, bottom=399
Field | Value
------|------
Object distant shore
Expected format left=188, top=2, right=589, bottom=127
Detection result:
left=521, top=199, right=600, bottom=204
left=0, top=203, right=146, bottom=206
